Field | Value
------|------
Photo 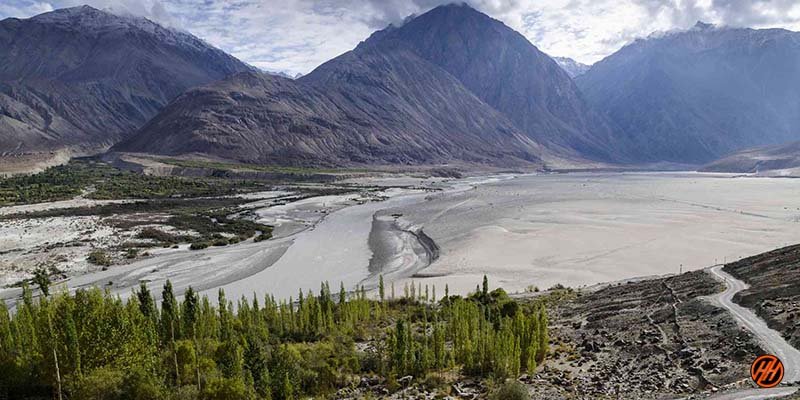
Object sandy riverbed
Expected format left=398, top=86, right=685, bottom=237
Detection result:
left=385, top=172, right=800, bottom=295
left=3, top=172, right=800, bottom=306
left=0, top=187, right=418, bottom=304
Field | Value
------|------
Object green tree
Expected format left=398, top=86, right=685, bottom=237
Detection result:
left=136, top=282, right=155, bottom=319
left=32, top=266, right=51, bottom=297
left=378, top=275, right=385, bottom=303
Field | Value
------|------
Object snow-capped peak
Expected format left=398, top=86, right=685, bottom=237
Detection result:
left=27, top=5, right=215, bottom=53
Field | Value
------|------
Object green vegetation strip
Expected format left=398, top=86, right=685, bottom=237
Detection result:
left=0, top=158, right=268, bottom=206
left=0, top=198, right=248, bottom=220
left=158, top=158, right=374, bottom=175
left=1, top=277, right=548, bottom=399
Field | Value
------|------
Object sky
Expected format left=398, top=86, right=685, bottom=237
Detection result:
left=2, top=0, right=800, bottom=76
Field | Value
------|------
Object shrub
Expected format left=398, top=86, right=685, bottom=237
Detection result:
left=491, top=381, right=529, bottom=400
left=202, top=377, right=250, bottom=400
left=190, top=242, right=209, bottom=250
left=87, top=250, right=112, bottom=266
left=137, top=227, right=180, bottom=243
left=70, top=367, right=124, bottom=399
left=253, top=232, right=272, bottom=242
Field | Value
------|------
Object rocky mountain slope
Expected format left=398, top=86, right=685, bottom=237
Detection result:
left=577, top=22, right=800, bottom=164
left=351, top=4, right=627, bottom=161
left=115, top=58, right=543, bottom=166
left=0, top=6, right=250, bottom=157
left=701, top=141, right=800, bottom=174
left=116, top=4, right=626, bottom=167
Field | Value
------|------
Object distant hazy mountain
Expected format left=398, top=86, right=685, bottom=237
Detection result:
left=701, top=141, right=800, bottom=173
left=554, top=57, right=590, bottom=78
left=118, top=4, right=630, bottom=167
left=0, top=6, right=250, bottom=156
left=578, top=22, right=800, bottom=164
left=265, top=70, right=303, bottom=80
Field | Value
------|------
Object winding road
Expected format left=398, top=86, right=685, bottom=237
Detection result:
left=704, top=265, right=800, bottom=399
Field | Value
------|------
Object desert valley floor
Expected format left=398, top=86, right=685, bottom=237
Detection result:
left=3, top=171, right=800, bottom=305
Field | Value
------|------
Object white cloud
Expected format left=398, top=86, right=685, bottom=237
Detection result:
left=2, top=0, right=800, bottom=75
left=0, top=1, right=54, bottom=18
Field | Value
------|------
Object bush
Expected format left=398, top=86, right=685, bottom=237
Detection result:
left=87, top=250, right=112, bottom=266
left=190, top=242, right=209, bottom=250
left=137, top=227, right=180, bottom=243
left=253, top=232, right=272, bottom=242
left=491, top=381, right=529, bottom=400
left=121, top=369, right=165, bottom=399
left=422, top=373, right=447, bottom=391
left=125, top=248, right=139, bottom=259
left=202, top=377, right=250, bottom=400
left=70, top=367, right=124, bottom=399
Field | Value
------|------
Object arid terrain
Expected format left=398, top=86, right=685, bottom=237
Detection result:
left=333, top=266, right=800, bottom=399
left=724, top=245, right=800, bottom=349
left=2, top=163, right=800, bottom=399
left=543, top=270, right=761, bottom=398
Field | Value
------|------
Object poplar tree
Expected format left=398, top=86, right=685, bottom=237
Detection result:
left=136, top=282, right=155, bottom=319
left=0, top=276, right=548, bottom=397
left=379, top=275, right=385, bottom=303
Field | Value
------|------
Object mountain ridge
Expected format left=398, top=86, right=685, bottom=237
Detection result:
left=577, top=22, right=800, bottom=164
left=0, top=5, right=251, bottom=159
left=701, top=141, right=800, bottom=174
left=117, top=3, right=629, bottom=167
left=114, top=64, right=545, bottom=167
left=344, top=3, right=629, bottom=162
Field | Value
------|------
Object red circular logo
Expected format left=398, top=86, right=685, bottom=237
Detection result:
left=750, top=354, right=784, bottom=388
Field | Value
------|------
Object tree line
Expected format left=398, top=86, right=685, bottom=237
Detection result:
left=0, top=276, right=548, bottom=399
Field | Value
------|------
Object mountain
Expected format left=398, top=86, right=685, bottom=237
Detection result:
left=701, top=141, right=800, bottom=174
left=114, top=66, right=543, bottom=166
left=554, top=57, right=590, bottom=78
left=355, top=4, right=626, bottom=161
left=577, top=22, right=800, bottom=164
left=0, top=6, right=251, bottom=158
left=118, top=3, right=627, bottom=166
left=265, top=70, right=303, bottom=80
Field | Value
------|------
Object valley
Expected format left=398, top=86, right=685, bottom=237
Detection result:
left=4, top=163, right=800, bottom=400
left=4, top=165, right=800, bottom=399
left=5, top=169, right=800, bottom=306
left=3, top=2, right=800, bottom=399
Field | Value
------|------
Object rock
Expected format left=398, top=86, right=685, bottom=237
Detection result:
left=677, top=346, right=698, bottom=359
left=581, top=339, right=602, bottom=352
left=702, top=359, right=719, bottom=370
left=687, top=366, right=703, bottom=376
